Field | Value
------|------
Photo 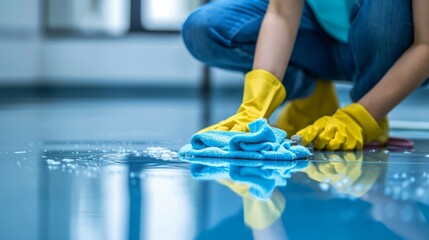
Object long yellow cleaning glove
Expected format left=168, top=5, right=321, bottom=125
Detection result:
left=275, top=79, right=339, bottom=137
left=297, top=103, right=383, bottom=150
left=199, top=69, right=286, bottom=133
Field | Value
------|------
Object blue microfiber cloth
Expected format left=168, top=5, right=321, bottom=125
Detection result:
left=184, top=157, right=309, bottom=200
left=179, top=118, right=310, bottom=160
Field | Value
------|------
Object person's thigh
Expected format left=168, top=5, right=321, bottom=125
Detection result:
left=182, top=0, right=350, bottom=99
left=285, top=5, right=354, bottom=99
left=349, top=0, right=414, bottom=101
left=289, top=5, right=353, bottom=82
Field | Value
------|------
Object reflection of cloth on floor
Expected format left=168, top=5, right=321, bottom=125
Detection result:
left=185, top=157, right=309, bottom=200
left=184, top=157, right=309, bottom=230
left=179, top=118, right=310, bottom=160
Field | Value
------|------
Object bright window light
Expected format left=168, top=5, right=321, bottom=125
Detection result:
left=141, top=0, right=204, bottom=30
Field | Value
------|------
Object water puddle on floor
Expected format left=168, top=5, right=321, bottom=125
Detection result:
left=1, top=140, right=429, bottom=239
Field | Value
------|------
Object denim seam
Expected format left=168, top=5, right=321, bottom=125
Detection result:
left=331, top=44, right=348, bottom=81
left=233, top=47, right=256, bottom=61
left=229, top=16, right=263, bottom=46
left=356, top=0, right=362, bottom=8
left=210, top=16, right=263, bottom=60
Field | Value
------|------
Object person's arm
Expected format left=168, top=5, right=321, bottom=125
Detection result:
left=253, top=0, right=304, bottom=81
left=297, top=0, right=429, bottom=150
left=198, top=0, right=304, bottom=133
left=359, top=0, right=429, bottom=121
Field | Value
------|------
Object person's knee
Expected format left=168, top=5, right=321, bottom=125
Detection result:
left=182, top=7, right=219, bottom=64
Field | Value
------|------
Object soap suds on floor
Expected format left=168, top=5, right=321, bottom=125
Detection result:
left=144, top=147, right=179, bottom=161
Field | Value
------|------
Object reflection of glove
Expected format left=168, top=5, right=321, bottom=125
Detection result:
left=218, top=179, right=286, bottom=230
left=275, top=79, right=339, bottom=137
left=297, top=103, right=383, bottom=150
left=188, top=158, right=309, bottom=229
left=243, top=190, right=285, bottom=230
left=217, top=161, right=309, bottom=229
left=199, top=69, right=286, bottom=133
left=304, top=151, right=387, bottom=197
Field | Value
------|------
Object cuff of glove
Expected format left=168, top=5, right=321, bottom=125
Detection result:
left=245, top=69, right=287, bottom=102
left=342, top=103, right=383, bottom=142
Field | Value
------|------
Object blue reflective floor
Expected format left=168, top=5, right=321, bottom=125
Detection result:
left=0, top=87, right=429, bottom=240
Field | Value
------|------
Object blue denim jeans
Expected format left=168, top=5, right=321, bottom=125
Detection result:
left=182, top=0, right=418, bottom=102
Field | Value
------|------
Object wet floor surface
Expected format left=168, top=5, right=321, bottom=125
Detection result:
left=1, top=88, right=429, bottom=240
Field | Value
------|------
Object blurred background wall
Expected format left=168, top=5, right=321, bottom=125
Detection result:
left=0, top=0, right=242, bottom=89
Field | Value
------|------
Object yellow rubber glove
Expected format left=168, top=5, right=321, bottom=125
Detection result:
left=275, top=79, right=339, bottom=137
left=218, top=179, right=286, bottom=230
left=297, top=103, right=383, bottom=150
left=199, top=69, right=286, bottom=133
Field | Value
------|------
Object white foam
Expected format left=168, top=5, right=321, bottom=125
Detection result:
left=46, top=159, right=61, bottom=165
left=319, top=182, right=330, bottom=191
left=145, top=146, right=179, bottom=161
left=62, top=158, right=74, bottom=163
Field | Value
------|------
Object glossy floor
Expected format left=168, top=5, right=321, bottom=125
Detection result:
left=0, top=87, right=429, bottom=240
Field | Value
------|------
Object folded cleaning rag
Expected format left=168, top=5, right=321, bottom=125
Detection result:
left=185, top=157, right=309, bottom=200
left=179, top=118, right=310, bottom=160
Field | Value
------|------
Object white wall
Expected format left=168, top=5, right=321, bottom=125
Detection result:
left=0, top=1, right=243, bottom=88
left=0, top=0, right=39, bottom=30
left=0, top=0, right=41, bottom=84
left=40, top=36, right=202, bottom=86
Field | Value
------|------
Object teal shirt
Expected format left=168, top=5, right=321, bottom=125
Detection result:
left=306, top=0, right=355, bottom=43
